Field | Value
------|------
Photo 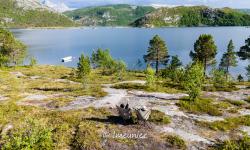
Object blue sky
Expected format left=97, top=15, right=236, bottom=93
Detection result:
left=48, top=0, right=250, bottom=8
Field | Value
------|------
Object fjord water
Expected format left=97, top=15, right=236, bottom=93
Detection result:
left=12, top=27, right=249, bottom=77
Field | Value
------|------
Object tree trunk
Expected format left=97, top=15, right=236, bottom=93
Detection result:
left=204, top=58, right=207, bottom=76
left=156, top=48, right=159, bottom=76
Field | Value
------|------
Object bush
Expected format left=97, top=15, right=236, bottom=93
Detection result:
left=212, top=134, right=250, bottom=150
left=181, top=63, right=204, bottom=101
left=210, top=69, right=229, bottom=88
left=149, top=110, right=171, bottom=125
left=29, top=56, right=37, bottom=67
left=163, top=135, right=187, bottom=150
left=2, top=119, right=54, bottom=150
left=72, top=121, right=102, bottom=150
left=178, top=98, right=222, bottom=116
left=145, top=65, right=156, bottom=87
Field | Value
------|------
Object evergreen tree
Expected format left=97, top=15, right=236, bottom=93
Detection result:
left=247, top=65, right=250, bottom=81
left=144, top=35, right=169, bottom=75
left=190, top=34, right=217, bottom=75
left=77, top=54, right=91, bottom=87
left=169, top=55, right=182, bottom=70
left=219, top=40, right=238, bottom=79
left=182, top=63, right=204, bottom=101
left=237, top=74, right=244, bottom=82
left=238, top=36, right=250, bottom=60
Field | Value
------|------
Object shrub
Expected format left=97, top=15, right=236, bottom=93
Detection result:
left=2, top=119, right=54, bottom=150
left=212, top=134, right=250, bottom=150
left=163, top=135, right=187, bottom=150
left=181, top=63, right=204, bottom=101
left=72, top=121, right=102, bottom=150
left=149, top=110, right=171, bottom=125
left=178, top=98, right=222, bottom=116
left=29, top=56, right=37, bottom=67
left=145, top=65, right=156, bottom=87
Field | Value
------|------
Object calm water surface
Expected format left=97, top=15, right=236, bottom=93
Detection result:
left=11, top=27, right=250, bottom=77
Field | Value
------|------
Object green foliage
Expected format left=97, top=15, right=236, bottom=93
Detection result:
left=72, top=121, right=102, bottom=150
left=2, top=119, right=54, bottom=150
left=237, top=74, right=244, bottom=82
left=210, top=69, right=229, bottom=88
left=114, top=60, right=127, bottom=80
left=77, top=54, right=91, bottom=88
left=247, top=65, right=250, bottom=81
left=91, top=48, right=127, bottom=76
left=219, top=40, right=238, bottom=77
left=199, top=115, right=250, bottom=131
left=149, top=110, right=171, bottom=125
left=161, top=55, right=184, bottom=82
left=225, top=99, right=245, bottom=106
left=213, top=134, right=250, bottom=150
left=133, top=6, right=250, bottom=27
left=163, top=135, right=187, bottom=150
left=64, top=4, right=155, bottom=26
left=144, top=35, right=169, bottom=74
left=0, top=0, right=75, bottom=27
left=238, top=36, right=250, bottom=60
left=178, top=98, right=222, bottom=116
left=0, top=28, right=27, bottom=66
left=29, top=56, right=37, bottom=67
left=145, top=65, right=156, bottom=87
left=190, top=34, right=217, bottom=74
left=181, top=63, right=204, bottom=101
left=77, top=54, right=91, bottom=79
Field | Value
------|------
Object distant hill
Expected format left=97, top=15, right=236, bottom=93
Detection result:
left=237, top=9, right=250, bottom=14
left=0, top=0, right=76, bottom=28
left=132, top=6, right=250, bottom=27
left=64, top=4, right=155, bottom=26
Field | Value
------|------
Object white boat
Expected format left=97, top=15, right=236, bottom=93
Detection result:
left=61, top=56, right=73, bottom=62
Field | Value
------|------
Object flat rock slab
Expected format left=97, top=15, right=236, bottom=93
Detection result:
left=59, top=96, right=96, bottom=111
left=205, top=90, right=250, bottom=101
left=0, top=96, right=8, bottom=101
left=10, top=72, right=25, bottom=78
left=188, top=114, right=224, bottom=122
left=162, top=127, right=212, bottom=145
left=129, top=91, right=188, bottom=100
left=240, top=126, right=250, bottom=136
left=23, top=95, right=49, bottom=101
left=153, top=105, right=187, bottom=117
left=239, top=109, right=250, bottom=115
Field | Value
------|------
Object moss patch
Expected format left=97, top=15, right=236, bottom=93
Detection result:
left=149, top=110, right=171, bottom=125
left=178, top=98, right=222, bottom=116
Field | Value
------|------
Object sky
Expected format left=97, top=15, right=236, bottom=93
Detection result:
left=47, top=0, right=250, bottom=9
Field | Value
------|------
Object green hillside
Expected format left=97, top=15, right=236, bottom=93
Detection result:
left=132, top=6, right=250, bottom=27
left=0, top=0, right=75, bottom=28
left=64, top=4, right=155, bottom=26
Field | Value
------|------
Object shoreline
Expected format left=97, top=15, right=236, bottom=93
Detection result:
left=7, top=25, right=250, bottom=30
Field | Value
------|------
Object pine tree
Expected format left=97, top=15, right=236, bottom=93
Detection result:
left=238, top=36, right=250, bottom=60
left=77, top=54, right=91, bottom=87
left=144, top=35, right=169, bottom=75
left=247, top=65, right=250, bottom=81
left=190, top=34, right=217, bottom=75
left=169, top=55, right=182, bottom=70
left=182, top=63, right=204, bottom=101
left=237, top=74, right=244, bottom=82
left=219, top=40, right=238, bottom=79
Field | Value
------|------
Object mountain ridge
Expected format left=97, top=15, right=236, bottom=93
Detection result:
left=0, top=0, right=76, bottom=28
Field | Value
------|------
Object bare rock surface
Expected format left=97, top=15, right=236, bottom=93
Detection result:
left=204, top=89, right=250, bottom=101
left=10, top=72, right=25, bottom=78
left=129, top=90, right=188, bottom=100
